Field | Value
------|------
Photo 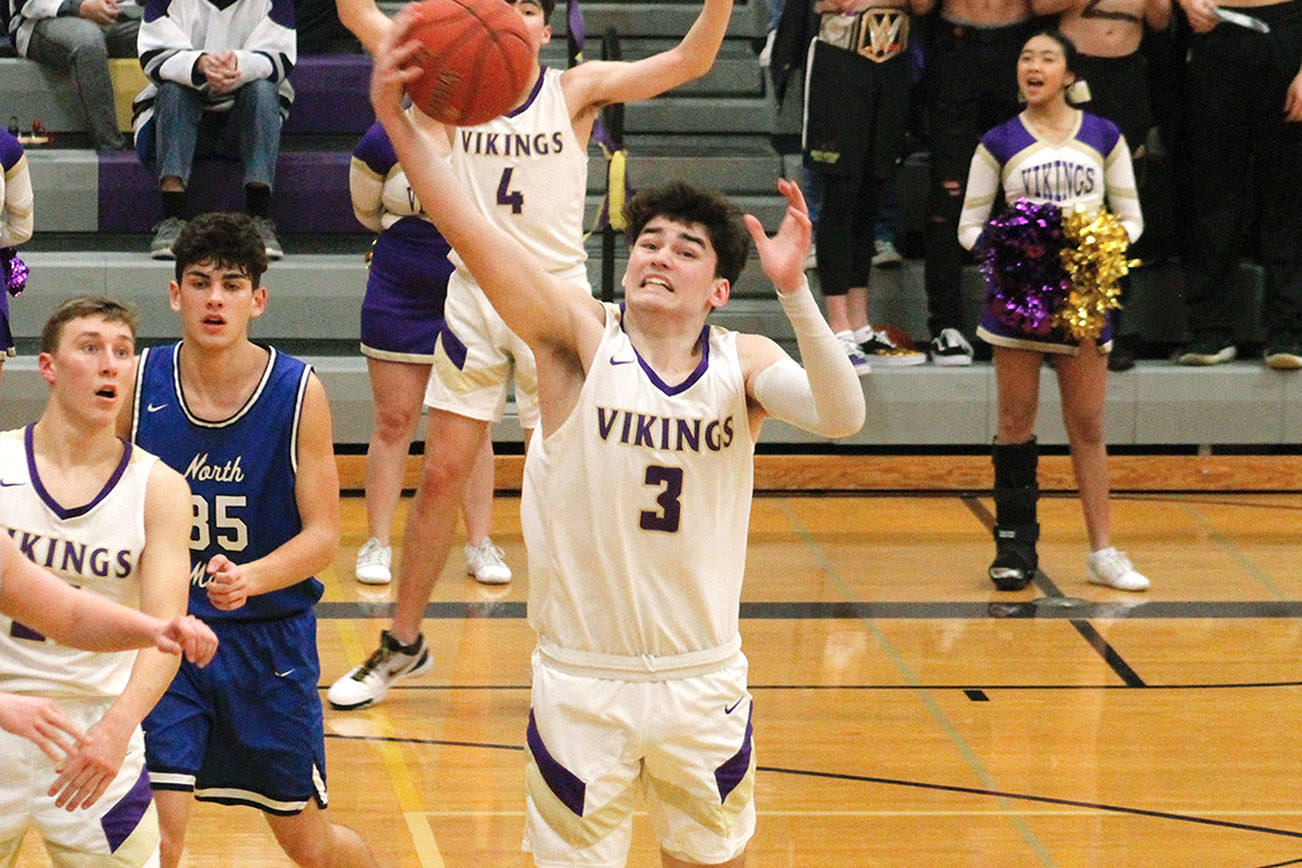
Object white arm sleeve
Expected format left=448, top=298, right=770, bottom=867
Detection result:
left=957, top=144, right=1001, bottom=251
left=753, top=280, right=865, bottom=438
left=1104, top=136, right=1143, bottom=243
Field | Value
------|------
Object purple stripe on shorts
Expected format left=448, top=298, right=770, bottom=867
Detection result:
left=101, top=767, right=153, bottom=852
left=440, top=325, right=469, bottom=371
left=714, top=703, right=753, bottom=804
left=527, top=710, right=586, bottom=817
left=10, top=620, right=45, bottom=641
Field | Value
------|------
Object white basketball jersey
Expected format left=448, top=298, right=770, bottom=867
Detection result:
left=0, top=427, right=155, bottom=698
left=448, top=67, right=589, bottom=278
left=521, top=305, right=755, bottom=676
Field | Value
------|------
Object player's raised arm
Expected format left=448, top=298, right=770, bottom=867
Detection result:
left=563, top=0, right=733, bottom=113
left=335, top=0, right=392, bottom=54
left=738, top=178, right=865, bottom=439
left=370, top=13, right=602, bottom=354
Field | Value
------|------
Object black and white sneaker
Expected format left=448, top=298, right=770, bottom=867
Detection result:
left=929, top=328, right=974, bottom=366
left=854, top=326, right=926, bottom=366
left=326, top=630, right=432, bottom=709
left=1177, top=338, right=1236, bottom=366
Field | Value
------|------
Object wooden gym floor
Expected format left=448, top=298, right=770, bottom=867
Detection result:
left=16, top=457, right=1302, bottom=866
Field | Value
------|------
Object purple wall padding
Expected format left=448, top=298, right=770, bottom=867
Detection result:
left=284, top=55, right=374, bottom=135
left=98, top=150, right=355, bottom=233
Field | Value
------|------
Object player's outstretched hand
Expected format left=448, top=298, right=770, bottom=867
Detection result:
left=49, top=715, right=130, bottom=810
left=0, top=693, right=86, bottom=763
left=155, top=615, right=218, bottom=666
left=205, top=554, right=251, bottom=612
left=370, top=8, right=427, bottom=123
left=743, top=178, right=813, bottom=296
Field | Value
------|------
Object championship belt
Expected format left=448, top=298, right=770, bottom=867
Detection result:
left=818, top=8, right=910, bottom=62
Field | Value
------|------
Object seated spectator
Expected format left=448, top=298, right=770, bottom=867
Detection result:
left=6, top=0, right=138, bottom=151
left=0, top=128, right=33, bottom=393
left=131, top=0, right=294, bottom=260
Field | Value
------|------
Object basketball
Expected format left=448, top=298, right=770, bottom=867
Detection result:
left=403, top=0, right=534, bottom=127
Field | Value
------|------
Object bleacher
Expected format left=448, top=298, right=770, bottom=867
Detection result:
left=1, top=0, right=1297, bottom=449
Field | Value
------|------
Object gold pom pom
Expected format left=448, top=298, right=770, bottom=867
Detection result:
left=1052, top=206, right=1139, bottom=342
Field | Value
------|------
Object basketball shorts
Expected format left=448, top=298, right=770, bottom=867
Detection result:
left=522, top=650, right=756, bottom=868
left=425, top=265, right=589, bottom=430
left=143, top=610, right=328, bottom=815
left=360, top=221, right=453, bottom=363
left=0, top=696, right=160, bottom=867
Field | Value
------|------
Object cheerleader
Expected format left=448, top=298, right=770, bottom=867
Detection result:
left=957, top=31, right=1148, bottom=591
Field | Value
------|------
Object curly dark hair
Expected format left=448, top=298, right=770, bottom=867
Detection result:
left=622, top=182, right=749, bottom=285
left=172, top=212, right=268, bottom=287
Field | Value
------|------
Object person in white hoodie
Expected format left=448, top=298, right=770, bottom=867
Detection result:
left=131, top=0, right=295, bottom=260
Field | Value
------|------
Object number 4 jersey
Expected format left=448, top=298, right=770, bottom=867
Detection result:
left=131, top=343, right=323, bottom=620
left=521, top=305, right=755, bottom=677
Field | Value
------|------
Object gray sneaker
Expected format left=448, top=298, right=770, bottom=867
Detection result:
left=149, top=217, right=186, bottom=260
left=252, top=216, right=283, bottom=260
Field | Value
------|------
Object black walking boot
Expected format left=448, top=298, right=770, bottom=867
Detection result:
left=989, top=439, right=1040, bottom=591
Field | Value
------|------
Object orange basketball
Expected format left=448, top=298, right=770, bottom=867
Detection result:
left=403, top=0, right=533, bottom=126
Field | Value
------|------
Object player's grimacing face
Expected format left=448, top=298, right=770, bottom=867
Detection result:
left=622, top=217, right=728, bottom=313
left=170, top=260, right=267, bottom=341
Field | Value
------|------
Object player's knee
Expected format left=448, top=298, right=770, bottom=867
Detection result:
left=372, top=402, right=419, bottom=444
left=1063, top=411, right=1104, bottom=449
left=275, top=825, right=331, bottom=868
left=417, top=445, right=476, bottom=499
left=158, top=830, right=186, bottom=868
left=997, top=404, right=1037, bottom=444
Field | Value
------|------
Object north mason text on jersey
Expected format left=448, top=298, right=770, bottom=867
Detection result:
left=459, top=129, right=566, bottom=158
left=596, top=406, right=736, bottom=453
left=1020, top=160, right=1097, bottom=202
left=4, top=526, right=135, bottom=579
left=184, top=452, right=246, bottom=484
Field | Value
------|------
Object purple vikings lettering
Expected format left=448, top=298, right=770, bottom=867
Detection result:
left=595, top=407, right=735, bottom=452
left=459, top=129, right=566, bottom=157
left=4, top=527, right=134, bottom=578
left=1019, top=161, right=1096, bottom=201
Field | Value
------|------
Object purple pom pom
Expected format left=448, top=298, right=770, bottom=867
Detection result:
left=2, top=248, right=26, bottom=297
left=977, top=199, right=1069, bottom=337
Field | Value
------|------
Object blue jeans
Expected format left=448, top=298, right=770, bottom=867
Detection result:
left=25, top=16, right=137, bottom=150
left=147, top=79, right=281, bottom=190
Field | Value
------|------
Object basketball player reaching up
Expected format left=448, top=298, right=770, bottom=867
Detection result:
left=329, top=0, right=738, bottom=712
left=0, top=531, right=217, bottom=762
left=370, top=17, right=865, bottom=866
left=124, top=214, right=378, bottom=867
left=0, top=295, right=193, bottom=867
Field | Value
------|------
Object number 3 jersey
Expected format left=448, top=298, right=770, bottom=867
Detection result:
left=521, top=305, right=756, bottom=676
left=0, top=426, right=155, bottom=699
left=131, top=343, right=322, bottom=621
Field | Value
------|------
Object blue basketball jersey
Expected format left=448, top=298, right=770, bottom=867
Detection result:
left=130, top=343, right=323, bottom=620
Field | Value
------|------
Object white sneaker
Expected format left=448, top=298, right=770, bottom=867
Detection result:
left=929, top=327, right=974, bottom=366
left=354, top=537, right=392, bottom=585
left=1086, top=548, right=1150, bottom=591
left=836, top=330, right=873, bottom=377
left=465, top=538, right=512, bottom=585
left=872, top=239, right=904, bottom=268
left=326, top=630, right=432, bottom=710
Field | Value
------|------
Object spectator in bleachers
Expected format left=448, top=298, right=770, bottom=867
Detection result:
left=801, top=0, right=931, bottom=371
left=348, top=117, right=509, bottom=588
left=0, top=127, right=33, bottom=392
left=6, top=0, right=138, bottom=151
left=921, top=0, right=1037, bottom=366
left=131, top=0, right=294, bottom=260
left=1032, top=0, right=1170, bottom=371
left=1175, top=0, right=1302, bottom=369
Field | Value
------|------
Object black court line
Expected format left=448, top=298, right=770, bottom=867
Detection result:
left=320, top=733, right=1302, bottom=842
left=319, top=679, right=1302, bottom=693
left=314, top=600, right=1302, bottom=621
left=962, top=496, right=1146, bottom=687
left=1256, top=858, right=1302, bottom=867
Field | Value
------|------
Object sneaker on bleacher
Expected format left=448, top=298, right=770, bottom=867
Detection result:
left=835, top=330, right=873, bottom=377
left=928, top=328, right=974, bottom=366
left=252, top=216, right=284, bottom=260
left=149, top=218, right=186, bottom=260
left=854, top=326, right=925, bottom=366
left=871, top=239, right=904, bottom=269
